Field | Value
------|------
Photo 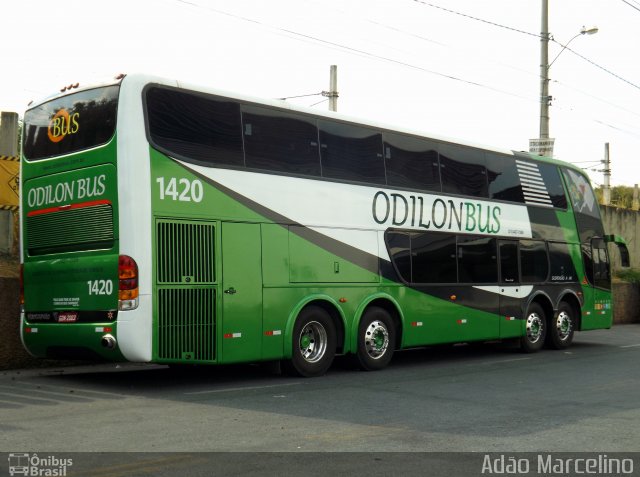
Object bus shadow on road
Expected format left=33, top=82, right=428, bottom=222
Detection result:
left=11, top=335, right=609, bottom=395
left=2, top=331, right=636, bottom=444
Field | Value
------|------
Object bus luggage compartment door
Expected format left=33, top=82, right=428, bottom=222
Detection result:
left=221, top=222, right=263, bottom=363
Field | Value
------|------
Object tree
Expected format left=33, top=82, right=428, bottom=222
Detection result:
left=17, top=118, right=23, bottom=155
left=595, top=185, right=635, bottom=209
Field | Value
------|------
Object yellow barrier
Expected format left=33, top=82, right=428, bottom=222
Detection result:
left=0, top=155, right=19, bottom=210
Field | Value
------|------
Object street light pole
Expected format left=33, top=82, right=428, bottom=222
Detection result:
left=535, top=0, right=597, bottom=157
left=548, top=26, right=598, bottom=69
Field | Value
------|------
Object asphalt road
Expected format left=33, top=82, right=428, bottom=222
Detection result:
left=1, top=324, right=639, bottom=475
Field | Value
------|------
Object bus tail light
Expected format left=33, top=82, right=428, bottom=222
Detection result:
left=118, top=255, right=139, bottom=311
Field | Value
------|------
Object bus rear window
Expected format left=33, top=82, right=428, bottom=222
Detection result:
left=23, top=85, right=119, bottom=161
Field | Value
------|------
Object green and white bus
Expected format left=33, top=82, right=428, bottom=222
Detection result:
left=20, top=73, right=629, bottom=376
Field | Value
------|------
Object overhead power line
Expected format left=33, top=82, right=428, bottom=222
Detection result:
left=413, top=0, right=640, bottom=93
left=172, top=0, right=535, bottom=102
left=170, top=0, right=640, bottom=139
left=306, top=0, right=640, bottom=123
left=620, top=0, right=640, bottom=13
left=411, top=0, right=541, bottom=39
left=309, top=98, right=329, bottom=108
left=278, top=92, right=324, bottom=100
left=556, top=42, right=640, bottom=92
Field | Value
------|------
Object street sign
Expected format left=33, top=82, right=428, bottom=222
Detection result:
left=529, top=138, right=555, bottom=157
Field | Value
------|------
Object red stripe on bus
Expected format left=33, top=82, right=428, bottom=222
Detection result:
left=27, top=199, right=111, bottom=217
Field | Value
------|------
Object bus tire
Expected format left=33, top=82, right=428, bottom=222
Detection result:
left=520, top=302, right=547, bottom=353
left=547, top=302, right=575, bottom=350
left=356, top=306, right=395, bottom=371
left=284, top=306, right=336, bottom=377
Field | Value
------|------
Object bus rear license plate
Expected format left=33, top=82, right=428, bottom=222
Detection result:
left=58, top=312, right=78, bottom=323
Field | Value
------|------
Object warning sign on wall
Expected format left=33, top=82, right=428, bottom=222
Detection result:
left=0, top=155, right=19, bottom=210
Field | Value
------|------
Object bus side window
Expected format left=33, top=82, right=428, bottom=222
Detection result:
left=242, top=105, right=321, bottom=177
left=486, top=153, right=524, bottom=203
left=383, top=132, right=441, bottom=192
left=318, top=120, right=385, bottom=185
left=146, top=87, right=244, bottom=167
left=411, top=232, right=457, bottom=284
left=538, top=163, right=568, bottom=209
left=581, top=243, right=594, bottom=285
left=520, top=240, right=549, bottom=283
left=457, top=236, right=497, bottom=284
left=439, top=144, right=488, bottom=198
left=385, top=231, right=411, bottom=283
left=591, top=238, right=611, bottom=290
left=548, top=242, right=578, bottom=282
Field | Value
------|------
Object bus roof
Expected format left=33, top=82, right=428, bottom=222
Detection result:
left=27, top=72, right=587, bottom=177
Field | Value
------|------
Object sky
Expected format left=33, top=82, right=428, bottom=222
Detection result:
left=2, top=0, right=640, bottom=190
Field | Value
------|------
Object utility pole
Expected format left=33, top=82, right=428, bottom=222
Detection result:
left=327, top=65, right=338, bottom=112
left=530, top=0, right=555, bottom=157
left=539, top=0, right=550, bottom=141
left=602, top=142, right=611, bottom=206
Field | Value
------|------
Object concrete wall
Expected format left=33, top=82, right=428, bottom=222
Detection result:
left=0, top=277, right=40, bottom=370
left=602, top=205, right=640, bottom=270
left=0, top=112, right=19, bottom=254
left=0, top=112, right=18, bottom=155
left=600, top=206, right=639, bottom=324
left=613, top=282, right=640, bottom=324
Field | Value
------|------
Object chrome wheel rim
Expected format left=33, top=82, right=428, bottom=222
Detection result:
left=555, top=311, right=573, bottom=341
left=298, top=321, right=327, bottom=363
left=526, top=312, right=544, bottom=344
left=364, top=320, right=389, bottom=359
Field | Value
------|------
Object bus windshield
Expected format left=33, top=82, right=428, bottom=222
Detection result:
left=23, top=85, right=120, bottom=161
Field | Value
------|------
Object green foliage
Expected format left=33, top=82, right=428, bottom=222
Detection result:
left=616, top=268, right=640, bottom=284
left=18, top=119, right=23, bottom=155
left=595, top=185, right=638, bottom=209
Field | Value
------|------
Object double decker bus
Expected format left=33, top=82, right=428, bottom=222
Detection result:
left=20, top=73, right=629, bottom=377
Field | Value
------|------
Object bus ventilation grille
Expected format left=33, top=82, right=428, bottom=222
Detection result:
left=156, top=220, right=215, bottom=284
left=26, top=204, right=114, bottom=255
left=157, top=287, right=216, bottom=361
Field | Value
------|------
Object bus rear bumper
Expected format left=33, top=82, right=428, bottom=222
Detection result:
left=20, top=311, right=127, bottom=362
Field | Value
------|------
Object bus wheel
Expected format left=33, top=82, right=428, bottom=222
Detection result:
left=356, top=307, right=395, bottom=371
left=520, top=302, right=547, bottom=353
left=547, top=302, right=575, bottom=350
left=284, top=306, right=336, bottom=377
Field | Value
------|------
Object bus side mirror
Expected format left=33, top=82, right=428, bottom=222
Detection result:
left=605, top=234, right=630, bottom=268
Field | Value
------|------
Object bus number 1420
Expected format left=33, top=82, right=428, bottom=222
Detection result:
left=87, top=279, right=113, bottom=296
left=156, top=177, right=203, bottom=202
